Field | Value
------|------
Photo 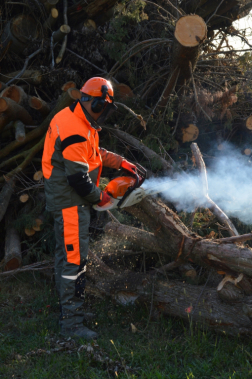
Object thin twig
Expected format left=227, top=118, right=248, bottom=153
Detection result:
left=189, top=61, right=212, bottom=122
left=107, top=210, right=121, bottom=224
left=66, top=48, right=107, bottom=73
left=115, top=102, right=146, bottom=130
left=206, top=0, right=225, bottom=24
left=6, top=47, right=43, bottom=86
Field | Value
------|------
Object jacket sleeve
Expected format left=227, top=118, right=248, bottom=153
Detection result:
left=99, top=147, right=123, bottom=169
left=61, top=134, right=101, bottom=204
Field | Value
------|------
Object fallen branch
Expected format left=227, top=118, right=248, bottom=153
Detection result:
left=115, top=102, right=146, bottom=130
left=0, top=177, right=15, bottom=222
left=6, top=47, right=43, bottom=86
left=191, top=143, right=239, bottom=236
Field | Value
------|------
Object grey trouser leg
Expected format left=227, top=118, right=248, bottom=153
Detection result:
left=52, top=204, right=90, bottom=330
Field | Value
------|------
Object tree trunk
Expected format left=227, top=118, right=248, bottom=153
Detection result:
left=159, top=15, right=207, bottom=108
left=0, top=97, right=34, bottom=133
left=29, top=97, right=50, bottom=117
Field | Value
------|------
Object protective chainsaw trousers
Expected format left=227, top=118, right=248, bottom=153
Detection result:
left=52, top=204, right=90, bottom=329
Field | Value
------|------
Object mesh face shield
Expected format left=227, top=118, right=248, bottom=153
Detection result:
left=96, top=102, right=118, bottom=126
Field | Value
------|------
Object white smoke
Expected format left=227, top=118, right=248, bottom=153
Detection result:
left=142, top=143, right=252, bottom=225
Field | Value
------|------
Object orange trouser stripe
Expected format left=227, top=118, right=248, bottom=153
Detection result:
left=62, top=206, right=80, bottom=265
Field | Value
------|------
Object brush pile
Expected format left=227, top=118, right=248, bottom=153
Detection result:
left=1, top=0, right=252, bottom=336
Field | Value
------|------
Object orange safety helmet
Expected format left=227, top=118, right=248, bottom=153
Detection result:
left=81, top=77, right=114, bottom=103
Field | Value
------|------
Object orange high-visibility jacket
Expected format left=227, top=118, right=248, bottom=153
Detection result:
left=42, top=100, right=122, bottom=211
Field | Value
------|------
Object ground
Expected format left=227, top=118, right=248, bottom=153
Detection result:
left=1, top=273, right=252, bottom=378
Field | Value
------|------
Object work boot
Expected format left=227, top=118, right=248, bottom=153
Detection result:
left=60, top=326, right=98, bottom=340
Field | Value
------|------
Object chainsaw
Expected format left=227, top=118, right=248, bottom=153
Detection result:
left=93, top=163, right=175, bottom=211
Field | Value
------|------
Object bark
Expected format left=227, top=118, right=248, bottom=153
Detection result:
left=0, top=178, right=15, bottom=222
left=4, top=211, right=22, bottom=271
left=159, top=15, right=207, bottom=108
left=85, top=263, right=252, bottom=336
left=29, top=97, right=50, bottom=117
left=125, top=197, right=252, bottom=279
left=0, top=97, right=34, bottom=133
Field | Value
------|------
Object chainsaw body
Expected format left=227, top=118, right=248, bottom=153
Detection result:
left=93, top=164, right=147, bottom=211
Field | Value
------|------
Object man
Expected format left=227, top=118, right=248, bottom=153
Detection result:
left=42, top=77, right=137, bottom=339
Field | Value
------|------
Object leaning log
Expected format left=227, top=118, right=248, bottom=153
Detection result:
left=0, top=97, right=34, bottom=133
left=110, top=128, right=175, bottom=176
left=159, top=15, right=207, bottom=108
left=13, top=120, right=26, bottom=142
left=29, top=97, right=50, bottom=117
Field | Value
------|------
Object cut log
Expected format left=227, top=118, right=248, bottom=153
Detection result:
left=19, top=193, right=29, bottom=203
left=246, top=116, right=252, bottom=130
left=43, top=7, right=58, bottom=30
left=182, top=124, right=199, bottom=143
left=61, top=81, right=76, bottom=91
left=0, top=88, right=81, bottom=161
left=5, top=211, right=22, bottom=271
left=44, top=0, right=59, bottom=13
left=0, top=70, right=42, bottom=85
left=1, top=15, right=40, bottom=55
left=0, top=85, right=28, bottom=105
left=0, top=178, right=15, bottom=222
left=25, top=228, right=36, bottom=236
left=33, top=171, right=43, bottom=181
left=115, top=83, right=134, bottom=100
left=32, top=217, right=44, bottom=232
left=244, top=148, right=251, bottom=156
left=53, top=25, right=71, bottom=43
left=29, top=97, right=50, bottom=117
left=13, top=120, right=26, bottom=142
left=159, top=15, right=207, bottom=108
left=0, top=97, right=34, bottom=133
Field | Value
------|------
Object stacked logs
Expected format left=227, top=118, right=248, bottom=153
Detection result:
left=0, top=83, right=82, bottom=270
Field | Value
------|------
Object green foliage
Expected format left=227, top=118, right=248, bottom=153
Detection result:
left=105, top=0, right=148, bottom=60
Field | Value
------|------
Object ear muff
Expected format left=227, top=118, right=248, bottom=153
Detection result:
left=91, top=85, right=108, bottom=113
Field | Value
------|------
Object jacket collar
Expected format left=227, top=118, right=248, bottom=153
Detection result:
left=70, top=100, right=102, bottom=132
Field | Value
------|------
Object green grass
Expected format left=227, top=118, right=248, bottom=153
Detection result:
left=1, top=273, right=252, bottom=378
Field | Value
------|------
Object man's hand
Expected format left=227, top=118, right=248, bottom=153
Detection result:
left=120, top=159, right=137, bottom=175
left=97, top=191, right=111, bottom=206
